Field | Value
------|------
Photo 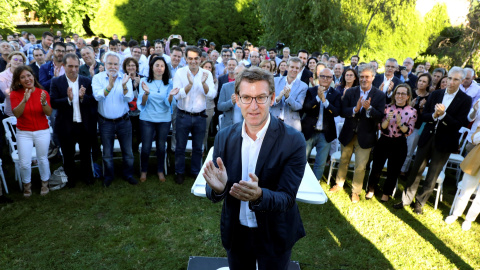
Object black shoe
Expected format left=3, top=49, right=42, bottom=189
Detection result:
left=103, top=178, right=113, bottom=187
left=127, top=177, right=138, bottom=185
left=0, top=195, right=13, bottom=204
left=175, top=173, right=185, bottom=184
left=412, top=201, right=423, bottom=215
left=393, top=202, right=405, bottom=209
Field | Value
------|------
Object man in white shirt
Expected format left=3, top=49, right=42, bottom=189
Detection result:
left=460, top=68, right=480, bottom=106
left=204, top=67, right=306, bottom=269
left=173, top=46, right=216, bottom=184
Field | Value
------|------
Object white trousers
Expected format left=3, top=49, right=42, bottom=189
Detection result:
left=452, top=170, right=480, bottom=222
left=16, top=129, right=51, bottom=183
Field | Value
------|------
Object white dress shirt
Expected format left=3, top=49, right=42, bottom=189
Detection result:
left=460, top=82, right=480, bottom=106
left=66, top=75, right=82, bottom=122
left=173, top=66, right=216, bottom=113
left=239, top=115, right=271, bottom=228
left=92, top=71, right=134, bottom=119
left=467, top=108, right=480, bottom=143
left=382, top=75, right=394, bottom=95
left=435, top=88, right=460, bottom=121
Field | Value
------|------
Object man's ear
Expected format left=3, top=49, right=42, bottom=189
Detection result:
left=270, top=92, right=275, bottom=106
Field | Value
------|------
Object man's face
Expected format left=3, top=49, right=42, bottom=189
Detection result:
left=155, top=43, right=163, bottom=55
left=66, top=45, right=76, bottom=55
left=73, top=34, right=79, bottom=42
left=42, top=35, right=54, bottom=48
left=287, top=61, right=301, bottom=80
left=65, top=57, right=80, bottom=79
left=131, top=48, right=142, bottom=61
left=447, top=72, right=463, bottom=92
left=141, top=46, right=147, bottom=56
left=105, top=55, right=120, bottom=75
left=370, top=61, right=378, bottom=71
left=143, top=35, right=148, bottom=41
left=385, top=60, right=397, bottom=76
left=269, top=50, right=276, bottom=59
left=319, top=69, right=333, bottom=88
left=65, top=37, right=71, bottom=43
left=463, top=71, right=474, bottom=88
left=283, top=49, right=290, bottom=57
left=222, top=51, right=232, bottom=64
left=171, top=50, right=182, bottom=67
left=1, top=43, right=12, bottom=55
left=236, top=49, right=243, bottom=60
left=236, top=80, right=274, bottom=132
left=328, top=57, right=338, bottom=69
left=250, top=52, right=260, bottom=65
left=210, top=51, right=219, bottom=63
left=53, top=46, right=65, bottom=62
left=403, top=58, right=414, bottom=72
left=56, top=31, right=62, bottom=37
left=109, top=45, right=118, bottom=53
left=244, top=49, right=250, bottom=58
left=33, top=49, right=45, bottom=64
left=298, top=52, right=308, bottom=66
left=7, top=35, right=13, bottom=42
left=432, top=71, right=443, bottom=84
left=186, top=51, right=201, bottom=71
left=359, top=69, right=374, bottom=90
left=334, top=64, right=343, bottom=77
left=112, top=34, right=117, bottom=40
left=226, top=59, right=237, bottom=73
left=28, top=35, right=36, bottom=44
left=76, top=39, right=84, bottom=49
left=351, top=56, right=359, bottom=67
left=425, top=62, right=431, bottom=71
left=81, top=49, right=94, bottom=65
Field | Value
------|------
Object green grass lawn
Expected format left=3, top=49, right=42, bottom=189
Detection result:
left=1, top=154, right=479, bottom=269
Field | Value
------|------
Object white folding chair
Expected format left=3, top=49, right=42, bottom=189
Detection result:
left=0, top=158, right=8, bottom=194
left=327, top=123, right=356, bottom=185
left=218, top=114, right=224, bottom=131
left=138, top=141, right=168, bottom=175
left=421, top=165, right=446, bottom=210
left=446, top=127, right=470, bottom=181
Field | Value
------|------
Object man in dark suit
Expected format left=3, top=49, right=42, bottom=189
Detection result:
left=28, top=47, right=46, bottom=80
left=302, top=68, right=342, bottom=180
left=330, top=64, right=386, bottom=203
left=297, top=49, right=313, bottom=86
left=204, top=67, right=306, bottom=269
left=394, top=67, right=472, bottom=214
left=345, top=55, right=360, bottom=73
left=396, top=57, right=418, bottom=90
left=50, top=53, right=98, bottom=187
left=142, top=35, right=151, bottom=48
left=373, top=58, right=401, bottom=103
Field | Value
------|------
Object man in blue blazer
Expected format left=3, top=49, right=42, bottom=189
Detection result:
left=204, top=67, right=306, bottom=270
left=217, top=65, right=245, bottom=129
left=50, top=54, right=98, bottom=187
left=302, top=68, right=342, bottom=180
left=330, top=64, right=386, bottom=203
left=373, top=58, right=402, bottom=103
left=271, top=57, right=308, bottom=132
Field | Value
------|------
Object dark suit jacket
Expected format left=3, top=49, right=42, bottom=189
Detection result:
left=339, top=86, right=386, bottom=148
left=299, top=68, right=313, bottom=86
left=395, top=71, right=417, bottom=90
left=29, top=62, right=40, bottom=81
left=39, top=61, right=56, bottom=92
left=217, top=74, right=230, bottom=97
left=206, top=116, right=306, bottom=256
left=418, top=89, right=472, bottom=153
left=373, top=73, right=401, bottom=103
left=49, top=74, right=98, bottom=137
left=301, top=86, right=341, bottom=142
left=142, top=40, right=151, bottom=48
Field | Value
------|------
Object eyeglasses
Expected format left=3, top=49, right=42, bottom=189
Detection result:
left=222, top=54, right=231, bottom=57
left=11, top=58, right=23, bottom=62
left=396, top=92, right=408, bottom=96
left=385, top=65, right=396, bottom=69
left=319, top=75, right=333, bottom=79
left=239, top=95, right=270, bottom=104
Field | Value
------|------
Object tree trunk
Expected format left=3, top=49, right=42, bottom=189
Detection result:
left=357, top=0, right=386, bottom=56
left=82, top=15, right=95, bottom=36
left=461, top=38, right=479, bottom=67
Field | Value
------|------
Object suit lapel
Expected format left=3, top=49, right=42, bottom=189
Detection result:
left=255, top=116, right=279, bottom=176
left=231, top=124, right=243, bottom=182
left=445, top=90, right=464, bottom=114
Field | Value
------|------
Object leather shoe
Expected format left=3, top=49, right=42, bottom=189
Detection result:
left=127, top=177, right=138, bottom=185
left=329, top=185, right=343, bottom=193
left=175, top=173, right=185, bottom=184
left=351, top=193, right=360, bottom=203
left=412, top=201, right=423, bottom=215
left=393, top=202, right=405, bottom=209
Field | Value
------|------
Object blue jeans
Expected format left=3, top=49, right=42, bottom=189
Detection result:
left=99, top=116, right=134, bottom=182
left=306, top=131, right=331, bottom=180
left=175, top=112, right=206, bottom=175
left=140, top=120, right=170, bottom=173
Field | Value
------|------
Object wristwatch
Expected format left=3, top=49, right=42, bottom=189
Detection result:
left=42, top=102, right=48, bottom=106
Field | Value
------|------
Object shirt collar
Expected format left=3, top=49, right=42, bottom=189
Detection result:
left=66, top=75, right=78, bottom=84
left=446, top=88, right=460, bottom=97
left=103, top=71, right=123, bottom=79
left=242, top=114, right=271, bottom=141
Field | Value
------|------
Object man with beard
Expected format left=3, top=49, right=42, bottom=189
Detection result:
left=79, top=46, right=104, bottom=78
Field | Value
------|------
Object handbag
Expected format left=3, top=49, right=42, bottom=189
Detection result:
left=460, top=127, right=480, bottom=176
left=48, top=166, right=68, bottom=191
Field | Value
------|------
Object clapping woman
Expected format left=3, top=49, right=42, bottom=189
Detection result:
left=10, top=66, right=52, bottom=197
left=138, top=56, right=178, bottom=183
left=366, top=84, right=417, bottom=202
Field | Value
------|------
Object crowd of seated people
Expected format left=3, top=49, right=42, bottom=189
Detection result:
left=0, top=31, right=479, bottom=231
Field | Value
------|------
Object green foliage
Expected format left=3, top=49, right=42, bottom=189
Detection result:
left=89, top=0, right=261, bottom=45
left=0, top=0, right=22, bottom=35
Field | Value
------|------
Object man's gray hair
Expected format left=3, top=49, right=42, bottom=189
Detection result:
left=287, top=56, right=302, bottom=66
left=0, top=40, right=14, bottom=50
left=283, top=47, right=290, bottom=51
left=433, top=68, right=446, bottom=76
left=386, top=58, right=397, bottom=65
left=78, top=38, right=86, bottom=45
left=464, top=67, right=476, bottom=78
left=234, top=66, right=275, bottom=95
left=448, top=66, right=466, bottom=80
left=81, top=46, right=94, bottom=53
left=103, top=51, right=120, bottom=63
left=358, top=63, right=376, bottom=76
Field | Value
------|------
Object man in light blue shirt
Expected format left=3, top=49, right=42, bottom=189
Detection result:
left=92, top=51, right=137, bottom=187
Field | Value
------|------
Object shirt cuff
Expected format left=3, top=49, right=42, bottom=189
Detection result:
left=438, top=112, right=446, bottom=120
left=323, top=99, right=330, bottom=108
left=68, top=98, right=72, bottom=106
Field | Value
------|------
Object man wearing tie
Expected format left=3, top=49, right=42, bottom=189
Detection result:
left=394, top=67, right=472, bottom=214
left=302, top=68, right=342, bottom=180
left=330, top=64, right=386, bottom=203
left=50, top=53, right=97, bottom=187
left=270, top=57, right=308, bottom=132
left=203, top=67, right=306, bottom=269
left=92, top=52, right=137, bottom=187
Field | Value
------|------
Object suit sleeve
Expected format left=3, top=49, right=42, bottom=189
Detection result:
left=325, top=90, right=341, bottom=117
left=217, top=84, right=234, bottom=112
left=368, top=91, right=386, bottom=121
left=441, top=94, right=472, bottom=130
left=285, top=83, right=307, bottom=111
left=38, top=65, right=51, bottom=92
left=49, top=77, right=70, bottom=110
left=341, top=89, right=356, bottom=118
left=250, top=132, right=306, bottom=212
left=80, top=77, right=96, bottom=106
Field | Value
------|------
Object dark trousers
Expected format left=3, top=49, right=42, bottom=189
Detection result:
left=175, top=111, right=206, bottom=175
left=58, top=123, right=93, bottom=185
left=401, top=136, right=450, bottom=206
left=140, top=120, right=170, bottom=173
left=368, top=136, right=407, bottom=196
left=226, top=225, right=292, bottom=270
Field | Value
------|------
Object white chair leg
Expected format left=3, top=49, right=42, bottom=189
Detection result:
left=434, top=182, right=442, bottom=210
left=450, top=188, right=461, bottom=216
left=327, top=163, right=334, bottom=186
left=0, top=161, right=8, bottom=194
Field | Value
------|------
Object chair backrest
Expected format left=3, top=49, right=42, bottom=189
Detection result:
left=458, top=127, right=470, bottom=155
left=2, top=117, right=17, bottom=154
